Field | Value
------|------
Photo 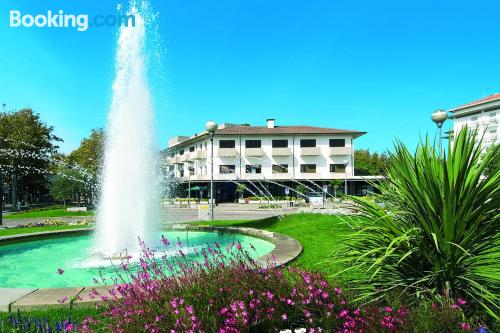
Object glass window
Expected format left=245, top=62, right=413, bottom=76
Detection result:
left=490, top=112, right=496, bottom=117
left=245, top=164, right=262, bottom=174
left=245, top=140, right=261, bottom=148
left=189, top=146, right=195, bottom=152
left=329, top=139, right=345, bottom=147
left=330, top=164, right=346, bottom=173
left=219, top=140, right=236, bottom=148
left=179, top=149, right=184, bottom=155
left=219, top=165, right=236, bottom=174
left=471, top=116, right=478, bottom=121
left=272, top=164, right=288, bottom=173
left=300, top=139, right=316, bottom=148
left=272, top=140, right=288, bottom=148
left=300, top=164, right=316, bottom=173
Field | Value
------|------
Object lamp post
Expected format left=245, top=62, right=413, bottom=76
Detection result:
left=343, top=159, right=348, bottom=196
left=205, top=120, right=218, bottom=221
left=0, top=169, right=3, bottom=226
left=431, top=109, right=448, bottom=152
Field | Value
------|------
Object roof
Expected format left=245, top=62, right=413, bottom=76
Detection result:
left=168, top=124, right=366, bottom=148
left=215, top=125, right=365, bottom=136
left=451, top=93, right=500, bottom=112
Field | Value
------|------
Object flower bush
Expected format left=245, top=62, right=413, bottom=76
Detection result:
left=77, top=238, right=482, bottom=333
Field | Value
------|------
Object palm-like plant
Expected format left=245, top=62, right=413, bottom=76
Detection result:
left=333, top=128, right=499, bottom=318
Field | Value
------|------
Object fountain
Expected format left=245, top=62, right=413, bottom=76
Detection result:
left=94, top=2, right=159, bottom=257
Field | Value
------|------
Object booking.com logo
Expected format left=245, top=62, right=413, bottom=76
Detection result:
left=9, top=10, right=136, bottom=32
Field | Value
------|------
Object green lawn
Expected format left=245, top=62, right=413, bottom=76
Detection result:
left=0, top=307, right=102, bottom=329
left=193, top=213, right=362, bottom=277
left=4, top=208, right=94, bottom=220
left=0, top=225, right=92, bottom=237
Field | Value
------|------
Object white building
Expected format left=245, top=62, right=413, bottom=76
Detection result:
left=164, top=119, right=373, bottom=202
left=449, top=93, right=499, bottom=149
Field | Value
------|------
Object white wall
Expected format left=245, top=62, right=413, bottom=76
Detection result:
left=171, top=134, right=355, bottom=180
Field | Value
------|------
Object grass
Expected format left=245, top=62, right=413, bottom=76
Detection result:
left=0, top=225, right=92, bottom=237
left=193, top=213, right=362, bottom=277
left=0, top=307, right=102, bottom=329
left=4, top=208, right=94, bottom=220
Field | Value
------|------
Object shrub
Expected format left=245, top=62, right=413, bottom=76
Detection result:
left=78, top=238, right=480, bottom=332
left=331, top=128, right=499, bottom=320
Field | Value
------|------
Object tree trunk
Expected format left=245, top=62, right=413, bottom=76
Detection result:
left=11, top=175, right=17, bottom=211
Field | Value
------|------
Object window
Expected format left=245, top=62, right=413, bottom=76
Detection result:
left=300, top=139, right=316, bottom=147
left=179, top=149, right=184, bottom=155
left=272, top=164, right=288, bottom=173
left=329, top=139, right=345, bottom=147
left=490, top=112, right=497, bottom=117
left=219, top=140, right=236, bottom=148
left=471, top=116, right=478, bottom=121
left=219, top=165, right=235, bottom=174
left=330, top=164, right=346, bottom=173
left=245, top=140, right=261, bottom=148
left=300, top=164, right=316, bottom=173
left=245, top=164, right=262, bottom=174
left=189, top=146, right=195, bottom=152
left=272, top=140, right=288, bottom=148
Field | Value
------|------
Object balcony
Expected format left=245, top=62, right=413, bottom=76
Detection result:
left=300, top=147, right=321, bottom=156
left=190, top=150, right=207, bottom=160
left=166, top=157, right=176, bottom=166
left=179, top=154, right=188, bottom=162
left=218, top=148, right=237, bottom=157
left=272, top=148, right=292, bottom=156
left=268, top=172, right=291, bottom=180
left=329, top=147, right=351, bottom=156
left=245, top=148, right=264, bottom=157
left=242, top=173, right=264, bottom=180
left=297, top=172, right=321, bottom=179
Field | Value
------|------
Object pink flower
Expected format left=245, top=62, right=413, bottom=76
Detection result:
left=281, top=313, right=287, bottom=320
left=57, top=268, right=64, bottom=275
left=457, top=298, right=467, bottom=306
left=460, top=322, right=471, bottom=330
left=384, top=306, right=393, bottom=312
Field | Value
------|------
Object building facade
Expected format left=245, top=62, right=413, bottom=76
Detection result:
left=164, top=119, right=374, bottom=202
left=449, top=93, right=499, bottom=149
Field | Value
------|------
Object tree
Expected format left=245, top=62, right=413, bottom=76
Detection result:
left=0, top=108, right=62, bottom=209
left=329, top=179, right=343, bottom=198
left=483, top=143, right=499, bottom=178
left=49, top=166, right=86, bottom=206
left=235, top=183, right=247, bottom=199
left=65, top=128, right=105, bottom=205
left=66, top=128, right=104, bottom=175
left=354, top=149, right=390, bottom=176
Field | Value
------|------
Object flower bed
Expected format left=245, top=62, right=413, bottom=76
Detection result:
left=71, top=239, right=484, bottom=333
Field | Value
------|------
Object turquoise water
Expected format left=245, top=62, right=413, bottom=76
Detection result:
left=0, top=231, right=274, bottom=288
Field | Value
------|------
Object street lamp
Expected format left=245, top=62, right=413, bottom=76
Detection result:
left=431, top=109, right=448, bottom=152
left=0, top=169, right=3, bottom=226
left=343, top=159, right=348, bottom=196
left=205, top=120, right=218, bottom=221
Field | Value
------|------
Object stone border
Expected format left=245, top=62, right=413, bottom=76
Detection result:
left=0, top=226, right=302, bottom=311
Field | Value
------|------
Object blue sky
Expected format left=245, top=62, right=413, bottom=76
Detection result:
left=1, top=0, right=499, bottom=154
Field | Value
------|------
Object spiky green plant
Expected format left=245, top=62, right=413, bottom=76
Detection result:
left=332, top=128, right=499, bottom=319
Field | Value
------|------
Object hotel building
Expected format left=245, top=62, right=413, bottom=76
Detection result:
left=164, top=119, right=377, bottom=202
left=449, top=93, right=499, bottom=149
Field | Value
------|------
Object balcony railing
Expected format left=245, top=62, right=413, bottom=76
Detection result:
left=329, top=147, right=351, bottom=156
left=271, top=148, right=292, bottom=156
left=300, top=147, right=321, bottom=156
left=218, top=148, right=237, bottom=157
left=179, top=154, right=188, bottom=162
left=190, top=150, right=207, bottom=160
left=245, top=148, right=264, bottom=157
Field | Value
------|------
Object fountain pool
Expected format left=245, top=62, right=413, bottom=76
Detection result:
left=0, top=230, right=275, bottom=289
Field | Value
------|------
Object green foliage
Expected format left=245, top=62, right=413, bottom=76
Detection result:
left=49, top=166, right=86, bottom=204
left=354, top=149, right=390, bottom=176
left=332, top=128, right=500, bottom=319
left=66, top=128, right=104, bottom=175
left=295, top=184, right=308, bottom=194
left=0, top=108, right=62, bottom=203
left=483, top=143, right=499, bottom=178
